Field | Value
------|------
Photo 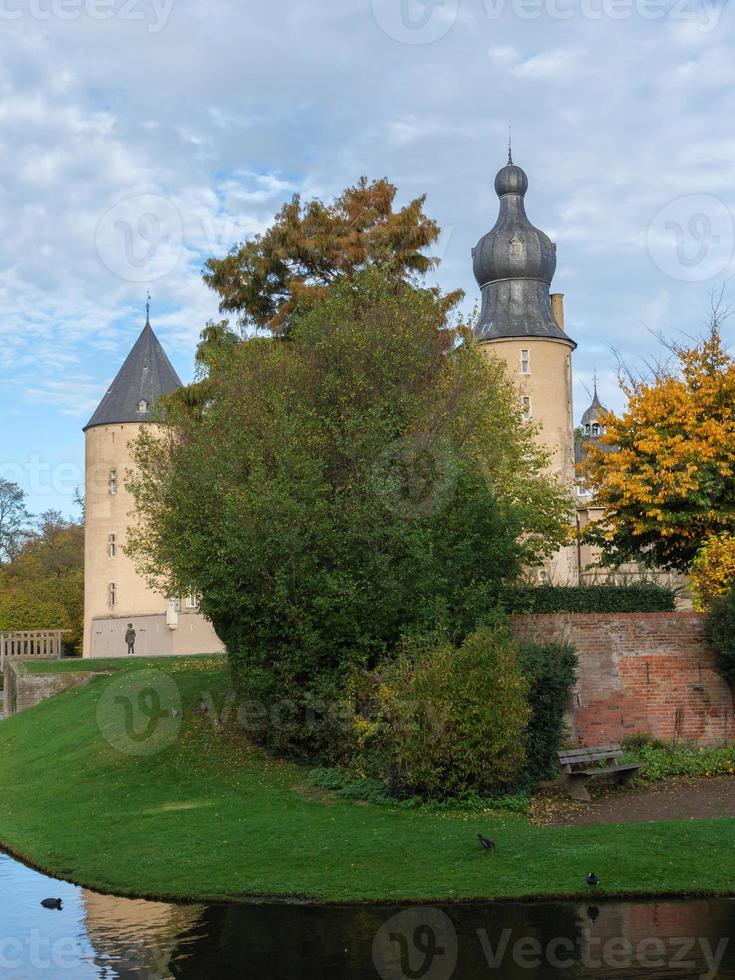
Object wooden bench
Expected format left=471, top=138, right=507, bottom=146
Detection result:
left=557, top=744, right=642, bottom=802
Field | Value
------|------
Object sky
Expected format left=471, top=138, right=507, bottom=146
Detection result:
left=1, top=0, right=734, bottom=516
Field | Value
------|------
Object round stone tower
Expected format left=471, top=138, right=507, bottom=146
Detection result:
left=83, top=311, right=184, bottom=656
left=473, top=153, right=577, bottom=581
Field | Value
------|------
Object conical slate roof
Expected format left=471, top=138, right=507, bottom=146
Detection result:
left=473, top=154, right=575, bottom=347
left=84, top=316, right=182, bottom=430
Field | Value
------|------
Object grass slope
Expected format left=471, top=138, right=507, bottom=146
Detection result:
left=0, top=656, right=733, bottom=904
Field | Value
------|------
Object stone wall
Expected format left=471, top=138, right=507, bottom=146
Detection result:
left=2, top=661, right=96, bottom=717
left=511, top=612, right=734, bottom=746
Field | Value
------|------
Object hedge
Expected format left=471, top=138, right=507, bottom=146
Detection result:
left=496, top=583, right=676, bottom=615
left=517, top=641, right=578, bottom=786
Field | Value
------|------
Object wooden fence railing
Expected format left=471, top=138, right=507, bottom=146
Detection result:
left=0, top=631, right=68, bottom=669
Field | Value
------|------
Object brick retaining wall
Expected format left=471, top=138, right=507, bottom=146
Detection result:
left=511, top=612, right=734, bottom=746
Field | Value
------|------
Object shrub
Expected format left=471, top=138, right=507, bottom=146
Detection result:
left=692, top=534, right=735, bottom=611
left=517, top=641, right=578, bottom=786
left=497, top=582, right=675, bottom=615
left=709, top=586, right=735, bottom=686
left=620, top=741, right=735, bottom=781
left=357, top=624, right=531, bottom=800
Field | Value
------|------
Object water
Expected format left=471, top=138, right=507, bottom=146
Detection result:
left=1, top=851, right=734, bottom=979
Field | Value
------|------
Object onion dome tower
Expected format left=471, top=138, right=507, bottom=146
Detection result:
left=472, top=150, right=577, bottom=582
left=472, top=151, right=576, bottom=476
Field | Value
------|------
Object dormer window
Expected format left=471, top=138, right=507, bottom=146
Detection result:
left=510, top=234, right=524, bottom=259
left=138, top=399, right=149, bottom=413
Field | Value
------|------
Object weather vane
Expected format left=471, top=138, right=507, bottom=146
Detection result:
left=507, top=125, right=513, bottom=165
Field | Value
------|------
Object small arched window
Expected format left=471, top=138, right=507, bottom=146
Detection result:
left=584, top=424, right=591, bottom=436
left=591, top=423, right=601, bottom=436
left=138, top=399, right=149, bottom=413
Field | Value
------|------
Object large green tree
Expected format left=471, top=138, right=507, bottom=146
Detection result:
left=203, top=177, right=462, bottom=337
left=0, top=478, right=31, bottom=564
left=128, top=267, right=570, bottom=754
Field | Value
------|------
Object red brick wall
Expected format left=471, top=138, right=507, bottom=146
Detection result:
left=511, top=612, right=735, bottom=746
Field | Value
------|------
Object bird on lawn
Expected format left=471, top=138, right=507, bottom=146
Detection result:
left=586, top=872, right=599, bottom=888
left=477, top=834, right=495, bottom=851
left=40, top=898, right=63, bottom=910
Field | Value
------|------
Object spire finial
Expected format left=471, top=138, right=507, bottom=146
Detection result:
left=593, top=368, right=598, bottom=397
left=507, top=125, right=513, bottom=165
left=145, top=291, right=151, bottom=326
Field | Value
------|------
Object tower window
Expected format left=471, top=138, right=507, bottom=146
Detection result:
left=521, top=396, right=532, bottom=420
left=107, top=582, right=117, bottom=608
left=109, top=470, right=117, bottom=495
left=520, top=349, right=530, bottom=374
left=510, top=234, right=524, bottom=258
left=108, top=533, right=116, bottom=558
left=592, top=423, right=601, bottom=436
left=185, top=594, right=200, bottom=610
left=138, top=399, right=149, bottom=413
left=584, top=424, right=591, bottom=436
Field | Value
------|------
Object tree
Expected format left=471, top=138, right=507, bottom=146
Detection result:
left=691, top=533, right=735, bottom=610
left=0, top=479, right=31, bottom=564
left=128, top=267, right=570, bottom=755
left=582, top=324, right=735, bottom=571
left=202, top=177, right=462, bottom=337
left=0, top=511, right=84, bottom=651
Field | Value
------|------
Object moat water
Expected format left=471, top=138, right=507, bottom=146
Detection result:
left=1, top=852, right=734, bottom=979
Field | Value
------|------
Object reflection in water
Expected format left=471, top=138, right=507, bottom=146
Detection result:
left=1, top=851, right=733, bottom=978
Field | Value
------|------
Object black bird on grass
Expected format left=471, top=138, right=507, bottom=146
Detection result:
left=586, top=872, right=599, bottom=888
left=477, top=834, right=495, bottom=851
left=40, top=898, right=63, bottom=910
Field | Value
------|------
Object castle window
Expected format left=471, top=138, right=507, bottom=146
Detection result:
left=584, top=424, right=591, bottom=436
left=138, top=399, right=149, bottom=413
left=109, top=469, right=117, bottom=495
left=108, top=533, right=116, bottom=558
left=510, top=234, right=523, bottom=259
left=592, top=423, right=601, bottom=436
left=520, top=349, right=530, bottom=374
left=185, top=594, right=200, bottom=610
left=521, top=396, right=532, bottom=420
left=107, top=582, right=117, bottom=608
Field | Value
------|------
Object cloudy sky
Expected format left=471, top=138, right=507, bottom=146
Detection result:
left=1, top=0, right=734, bottom=515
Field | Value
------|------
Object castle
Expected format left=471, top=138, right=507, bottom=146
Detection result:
left=82, top=156, right=613, bottom=657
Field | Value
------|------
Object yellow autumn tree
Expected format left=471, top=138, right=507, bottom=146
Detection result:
left=582, top=324, right=735, bottom=571
left=691, top=534, right=735, bottom=610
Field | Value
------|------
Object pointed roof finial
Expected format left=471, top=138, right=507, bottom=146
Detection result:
left=145, top=291, right=151, bottom=326
left=592, top=368, right=598, bottom=396
left=507, top=125, right=513, bottom=165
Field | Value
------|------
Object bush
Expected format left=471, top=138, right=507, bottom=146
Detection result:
left=517, top=641, right=578, bottom=785
left=620, top=741, right=735, bottom=781
left=709, top=586, right=735, bottom=686
left=356, top=624, right=531, bottom=800
left=692, top=534, right=735, bottom=611
left=497, top=582, right=676, bottom=615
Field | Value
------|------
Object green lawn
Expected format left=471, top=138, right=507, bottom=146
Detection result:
left=0, top=655, right=733, bottom=904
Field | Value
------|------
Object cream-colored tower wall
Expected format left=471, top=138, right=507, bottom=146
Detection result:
left=479, top=336, right=578, bottom=583
left=83, top=423, right=166, bottom=656
left=481, top=337, right=575, bottom=482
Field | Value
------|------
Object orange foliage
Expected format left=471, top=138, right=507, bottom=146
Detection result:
left=582, top=327, right=735, bottom=571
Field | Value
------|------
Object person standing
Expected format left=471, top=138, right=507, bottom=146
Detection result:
left=125, top=623, right=136, bottom=656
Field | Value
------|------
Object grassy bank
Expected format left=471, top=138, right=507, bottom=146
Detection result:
left=0, top=656, right=733, bottom=904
